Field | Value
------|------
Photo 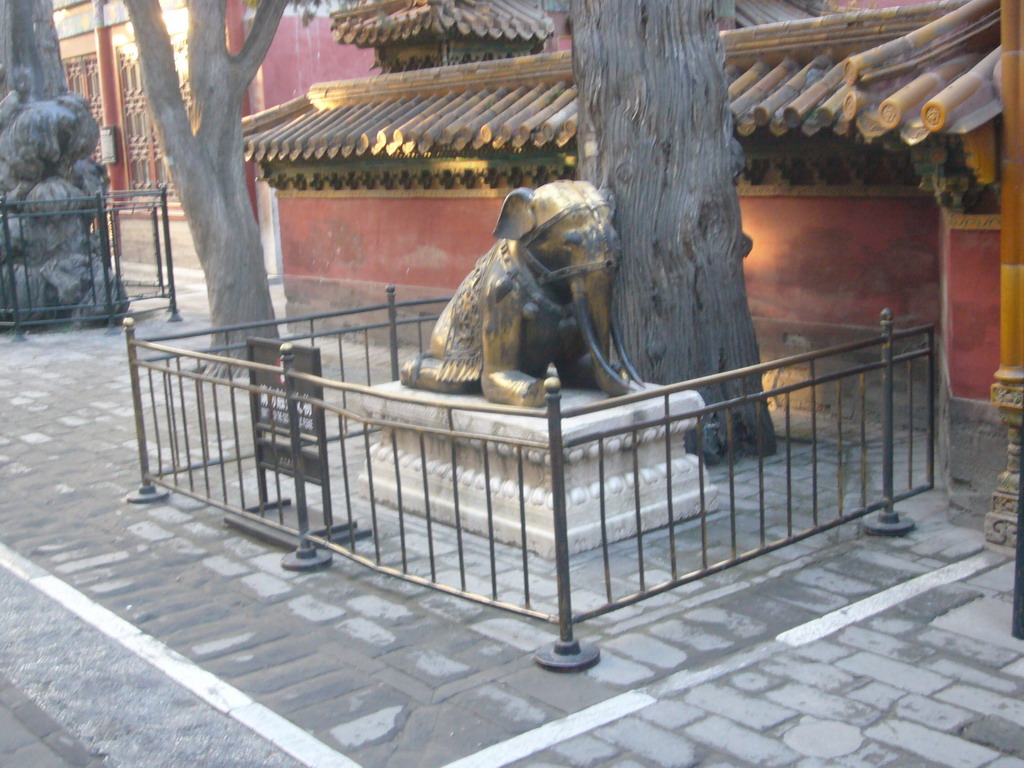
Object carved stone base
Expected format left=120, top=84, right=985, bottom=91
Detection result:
left=357, top=383, right=719, bottom=559
left=987, top=383, right=1021, bottom=552
left=984, top=504, right=1018, bottom=556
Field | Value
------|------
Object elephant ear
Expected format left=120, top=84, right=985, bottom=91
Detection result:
left=492, top=187, right=536, bottom=240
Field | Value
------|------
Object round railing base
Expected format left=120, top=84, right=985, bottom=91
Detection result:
left=125, top=485, right=170, bottom=504
left=863, top=512, right=915, bottom=537
left=282, top=547, right=332, bottom=572
left=534, top=640, right=600, bottom=672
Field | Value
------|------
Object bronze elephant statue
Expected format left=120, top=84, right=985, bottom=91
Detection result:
left=400, top=180, right=642, bottom=407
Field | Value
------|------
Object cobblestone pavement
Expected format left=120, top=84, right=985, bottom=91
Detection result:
left=1, top=282, right=1023, bottom=768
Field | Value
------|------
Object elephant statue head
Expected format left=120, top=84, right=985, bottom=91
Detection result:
left=401, top=180, right=643, bottom=407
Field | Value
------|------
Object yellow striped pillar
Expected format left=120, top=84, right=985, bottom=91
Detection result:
left=988, top=0, right=1024, bottom=550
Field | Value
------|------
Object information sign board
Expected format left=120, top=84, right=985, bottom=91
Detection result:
left=247, top=339, right=327, bottom=486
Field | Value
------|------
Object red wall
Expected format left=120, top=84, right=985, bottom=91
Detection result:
left=258, top=16, right=376, bottom=109
left=280, top=193, right=942, bottom=326
left=942, top=227, right=1001, bottom=401
left=278, top=194, right=1009, bottom=403
left=741, top=196, right=941, bottom=328
left=278, top=196, right=502, bottom=289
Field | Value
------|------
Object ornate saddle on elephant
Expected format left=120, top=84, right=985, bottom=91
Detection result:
left=400, top=180, right=642, bottom=407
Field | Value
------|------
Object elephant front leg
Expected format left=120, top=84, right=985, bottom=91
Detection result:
left=400, top=352, right=481, bottom=395
left=481, top=318, right=547, bottom=406
left=480, top=289, right=550, bottom=407
left=482, top=369, right=546, bottom=407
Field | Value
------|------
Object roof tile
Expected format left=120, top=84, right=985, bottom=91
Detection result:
left=245, top=0, right=1002, bottom=165
left=330, top=0, right=553, bottom=48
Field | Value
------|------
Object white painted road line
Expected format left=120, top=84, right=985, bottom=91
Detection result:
left=1, top=536, right=1000, bottom=768
left=445, top=550, right=1003, bottom=768
left=440, top=690, right=656, bottom=768
left=776, top=550, right=1000, bottom=647
left=0, top=541, right=361, bottom=768
left=648, top=643, right=781, bottom=697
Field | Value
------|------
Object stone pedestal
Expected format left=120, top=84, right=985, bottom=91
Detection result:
left=356, top=383, right=718, bottom=559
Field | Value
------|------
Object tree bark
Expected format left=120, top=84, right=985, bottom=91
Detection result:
left=123, top=0, right=288, bottom=346
left=571, top=0, right=774, bottom=455
left=0, top=0, right=66, bottom=99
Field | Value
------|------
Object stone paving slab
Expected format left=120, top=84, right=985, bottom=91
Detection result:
left=2, top=286, right=1024, bottom=767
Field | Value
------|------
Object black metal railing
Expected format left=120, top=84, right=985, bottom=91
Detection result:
left=1, top=186, right=178, bottom=335
left=124, top=294, right=933, bottom=670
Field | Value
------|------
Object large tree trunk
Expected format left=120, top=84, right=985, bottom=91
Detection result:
left=571, top=0, right=774, bottom=455
left=123, top=0, right=287, bottom=347
left=158, top=97, right=277, bottom=346
left=0, top=0, right=66, bottom=99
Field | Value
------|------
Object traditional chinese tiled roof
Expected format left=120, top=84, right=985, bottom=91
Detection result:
left=734, top=0, right=823, bottom=28
left=330, top=0, right=553, bottom=48
left=244, top=0, right=1000, bottom=167
left=243, top=54, right=574, bottom=164
left=726, top=0, right=1000, bottom=143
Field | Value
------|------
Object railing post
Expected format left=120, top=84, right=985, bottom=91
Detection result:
left=1, top=195, right=26, bottom=341
left=927, top=325, right=936, bottom=488
left=124, top=317, right=170, bottom=504
left=160, top=186, right=181, bottom=322
left=96, top=193, right=118, bottom=333
left=386, top=284, right=400, bottom=381
left=534, top=377, right=600, bottom=672
left=864, top=308, right=915, bottom=536
left=280, top=343, right=332, bottom=571
left=1013, top=438, right=1023, bottom=639
left=149, top=198, right=165, bottom=293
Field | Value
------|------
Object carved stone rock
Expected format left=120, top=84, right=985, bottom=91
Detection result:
left=0, top=93, right=126, bottom=320
left=0, top=0, right=125, bottom=323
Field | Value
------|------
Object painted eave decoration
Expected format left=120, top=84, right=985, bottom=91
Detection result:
left=244, top=0, right=1000, bottom=184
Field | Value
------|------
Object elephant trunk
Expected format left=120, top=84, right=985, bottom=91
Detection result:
left=572, top=289, right=631, bottom=397
left=612, top=311, right=644, bottom=386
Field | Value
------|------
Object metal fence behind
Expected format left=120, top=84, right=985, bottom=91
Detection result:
left=1, top=187, right=178, bottom=335
left=125, top=296, right=933, bottom=670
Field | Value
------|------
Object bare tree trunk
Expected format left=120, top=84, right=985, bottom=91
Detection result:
left=571, top=0, right=774, bottom=455
left=123, top=0, right=287, bottom=347
left=0, top=0, right=66, bottom=99
left=172, top=135, right=278, bottom=347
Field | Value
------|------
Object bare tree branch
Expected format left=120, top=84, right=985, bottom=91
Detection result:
left=187, top=0, right=229, bottom=114
left=119, top=0, right=281, bottom=334
left=231, top=0, right=290, bottom=87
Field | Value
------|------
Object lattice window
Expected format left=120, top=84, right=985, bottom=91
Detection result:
left=63, top=53, right=103, bottom=156
left=117, top=37, right=192, bottom=193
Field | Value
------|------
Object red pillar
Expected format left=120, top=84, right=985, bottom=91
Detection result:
left=988, top=0, right=1024, bottom=546
left=94, top=20, right=127, bottom=191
